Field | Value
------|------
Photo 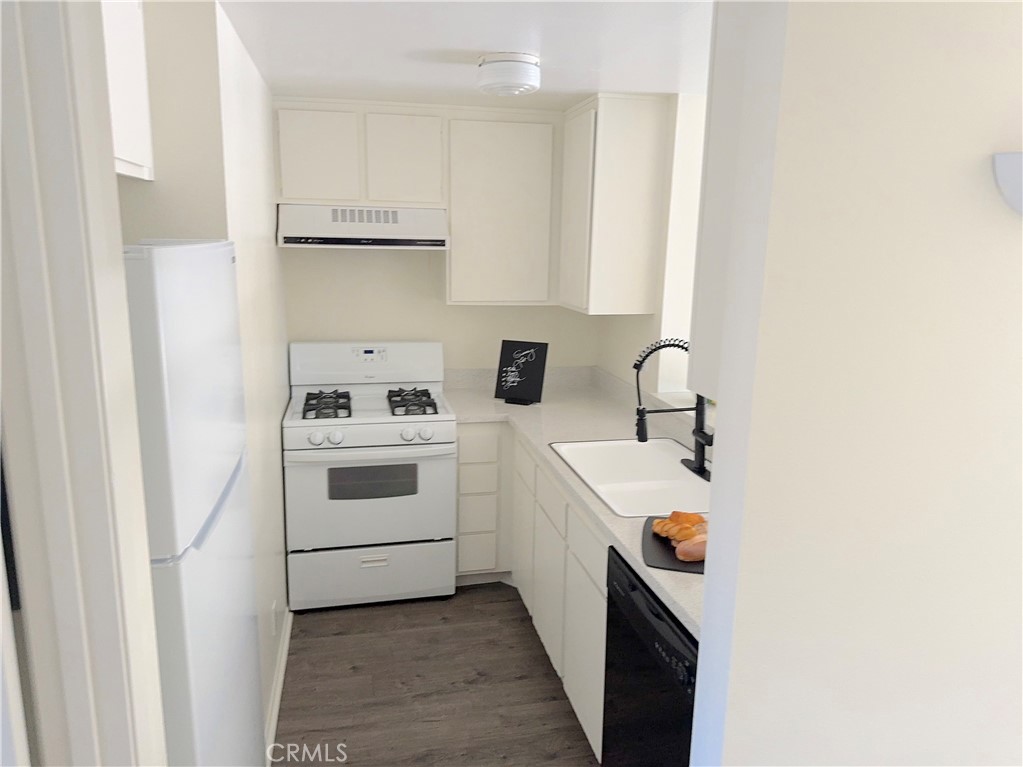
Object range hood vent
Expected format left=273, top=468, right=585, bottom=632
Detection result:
left=277, top=204, right=448, bottom=250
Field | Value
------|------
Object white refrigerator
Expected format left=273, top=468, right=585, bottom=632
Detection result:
left=124, top=240, right=264, bottom=766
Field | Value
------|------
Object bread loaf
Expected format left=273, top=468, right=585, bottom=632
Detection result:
left=675, top=534, right=707, bottom=562
left=669, top=511, right=705, bottom=526
left=651, top=512, right=708, bottom=561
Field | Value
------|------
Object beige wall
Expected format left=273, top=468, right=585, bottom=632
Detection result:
left=698, top=3, right=1022, bottom=764
left=117, top=2, right=227, bottom=244
left=282, top=250, right=606, bottom=369
left=594, top=312, right=661, bottom=386
left=658, top=93, right=706, bottom=392
left=214, top=4, right=291, bottom=733
left=116, top=0, right=290, bottom=738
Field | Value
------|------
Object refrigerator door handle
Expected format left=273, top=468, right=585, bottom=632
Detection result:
left=151, top=453, right=245, bottom=566
left=191, top=454, right=244, bottom=552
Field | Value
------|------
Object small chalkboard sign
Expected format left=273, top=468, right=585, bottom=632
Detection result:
left=494, top=340, right=548, bottom=405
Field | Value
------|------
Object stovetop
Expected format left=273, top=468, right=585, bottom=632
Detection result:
left=283, top=383, right=454, bottom=428
left=284, top=342, right=457, bottom=449
left=302, top=390, right=352, bottom=420
left=387, top=388, right=438, bottom=417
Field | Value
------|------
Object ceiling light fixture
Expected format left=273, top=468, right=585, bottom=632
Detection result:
left=477, top=52, right=541, bottom=96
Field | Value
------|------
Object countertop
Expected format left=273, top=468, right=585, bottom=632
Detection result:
left=444, top=372, right=706, bottom=640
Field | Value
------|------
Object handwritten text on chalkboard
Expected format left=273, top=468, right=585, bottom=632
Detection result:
left=494, top=340, right=548, bottom=404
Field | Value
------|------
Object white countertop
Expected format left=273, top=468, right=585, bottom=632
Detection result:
left=445, top=374, right=706, bottom=640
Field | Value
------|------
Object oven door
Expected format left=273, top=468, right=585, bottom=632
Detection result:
left=284, top=443, right=457, bottom=550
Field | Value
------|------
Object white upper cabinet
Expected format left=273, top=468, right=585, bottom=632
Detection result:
left=559, top=109, right=595, bottom=312
left=278, top=110, right=361, bottom=201
left=559, top=95, right=673, bottom=315
left=276, top=108, right=444, bottom=204
left=101, top=0, right=154, bottom=180
left=448, top=119, right=554, bottom=304
left=365, top=113, right=444, bottom=203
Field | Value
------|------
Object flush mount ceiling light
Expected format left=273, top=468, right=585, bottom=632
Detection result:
left=477, top=52, right=541, bottom=96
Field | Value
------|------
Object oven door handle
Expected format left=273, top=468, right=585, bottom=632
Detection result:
left=283, top=443, right=457, bottom=465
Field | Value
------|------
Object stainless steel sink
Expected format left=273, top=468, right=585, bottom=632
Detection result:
left=550, top=438, right=710, bottom=518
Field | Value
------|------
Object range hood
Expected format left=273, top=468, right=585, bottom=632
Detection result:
left=277, top=204, right=448, bottom=250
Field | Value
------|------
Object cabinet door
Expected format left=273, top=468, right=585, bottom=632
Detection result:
left=457, top=533, right=497, bottom=573
left=567, top=504, right=608, bottom=595
left=532, top=504, right=566, bottom=677
left=588, top=97, right=668, bottom=315
left=449, top=120, right=553, bottom=303
left=457, top=423, right=500, bottom=464
left=101, top=0, right=154, bottom=180
left=512, top=475, right=535, bottom=614
left=558, top=108, right=595, bottom=311
left=563, top=553, right=607, bottom=760
left=535, top=467, right=567, bottom=537
left=457, top=495, right=498, bottom=534
left=515, top=441, right=536, bottom=492
left=366, top=113, right=444, bottom=203
left=278, top=110, right=360, bottom=200
left=458, top=464, right=499, bottom=495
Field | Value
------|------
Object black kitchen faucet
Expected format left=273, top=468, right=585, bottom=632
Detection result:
left=633, top=338, right=714, bottom=481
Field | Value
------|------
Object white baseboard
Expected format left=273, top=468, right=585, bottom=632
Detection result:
left=456, top=571, right=511, bottom=587
left=264, top=610, right=293, bottom=755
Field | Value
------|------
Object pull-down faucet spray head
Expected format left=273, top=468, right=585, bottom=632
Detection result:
left=634, top=340, right=689, bottom=443
left=632, top=338, right=712, bottom=481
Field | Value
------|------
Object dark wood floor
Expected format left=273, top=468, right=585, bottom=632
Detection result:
left=275, top=583, right=599, bottom=766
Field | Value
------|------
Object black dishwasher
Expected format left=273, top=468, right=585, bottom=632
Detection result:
left=603, top=547, right=699, bottom=766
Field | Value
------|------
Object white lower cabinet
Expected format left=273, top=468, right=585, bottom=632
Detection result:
left=456, top=424, right=504, bottom=575
left=457, top=532, right=498, bottom=572
left=563, top=552, right=608, bottom=760
left=506, top=437, right=609, bottom=763
left=532, top=503, right=567, bottom=677
left=512, top=474, right=535, bottom=614
left=458, top=494, right=498, bottom=533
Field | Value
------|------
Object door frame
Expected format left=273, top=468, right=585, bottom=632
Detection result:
left=1, top=2, right=166, bottom=764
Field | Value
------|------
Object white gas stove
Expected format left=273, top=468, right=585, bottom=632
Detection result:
left=282, top=342, right=457, bottom=449
left=282, top=342, right=457, bottom=610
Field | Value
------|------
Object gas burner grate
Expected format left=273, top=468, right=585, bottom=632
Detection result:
left=387, top=388, right=438, bottom=417
left=303, top=390, right=352, bottom=419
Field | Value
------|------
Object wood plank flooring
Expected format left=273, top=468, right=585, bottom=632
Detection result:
left=275, top=583, right=599, bottom=766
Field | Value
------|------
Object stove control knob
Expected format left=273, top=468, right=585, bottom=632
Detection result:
left=418, top=427, right=434, bottom=441
left=400, top=427, right=417, bottom=442
left=327, top=430, right=344, bottom=445
left=308, top=432, right=325, bottom=446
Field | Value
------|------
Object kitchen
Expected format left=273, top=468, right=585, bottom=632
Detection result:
left=1, top=2, right=1020, bottom=767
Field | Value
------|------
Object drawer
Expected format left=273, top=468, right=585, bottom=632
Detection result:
left=515, top=441, right=536, bottom=492
left=535, top=466, right=567, bottom=537
left=568, top=503, right=609, bottom=594
left=287, top=540, right=455, bottom=610
left=458, top=494, right=499, bottom=533
left=459, top=463, right=499, bottom=494
left=457, top=532, right=497, bottom=572
left=457, top=425, right=500, bottom=464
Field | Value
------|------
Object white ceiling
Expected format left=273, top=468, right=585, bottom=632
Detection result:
left=219, top=1, right=714, bottom=110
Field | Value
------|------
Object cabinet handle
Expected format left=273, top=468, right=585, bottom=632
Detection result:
left=360, top=555, right=389, bottom=568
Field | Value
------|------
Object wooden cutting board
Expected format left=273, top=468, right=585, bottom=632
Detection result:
left=641, top=517, right=705, bottom=574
